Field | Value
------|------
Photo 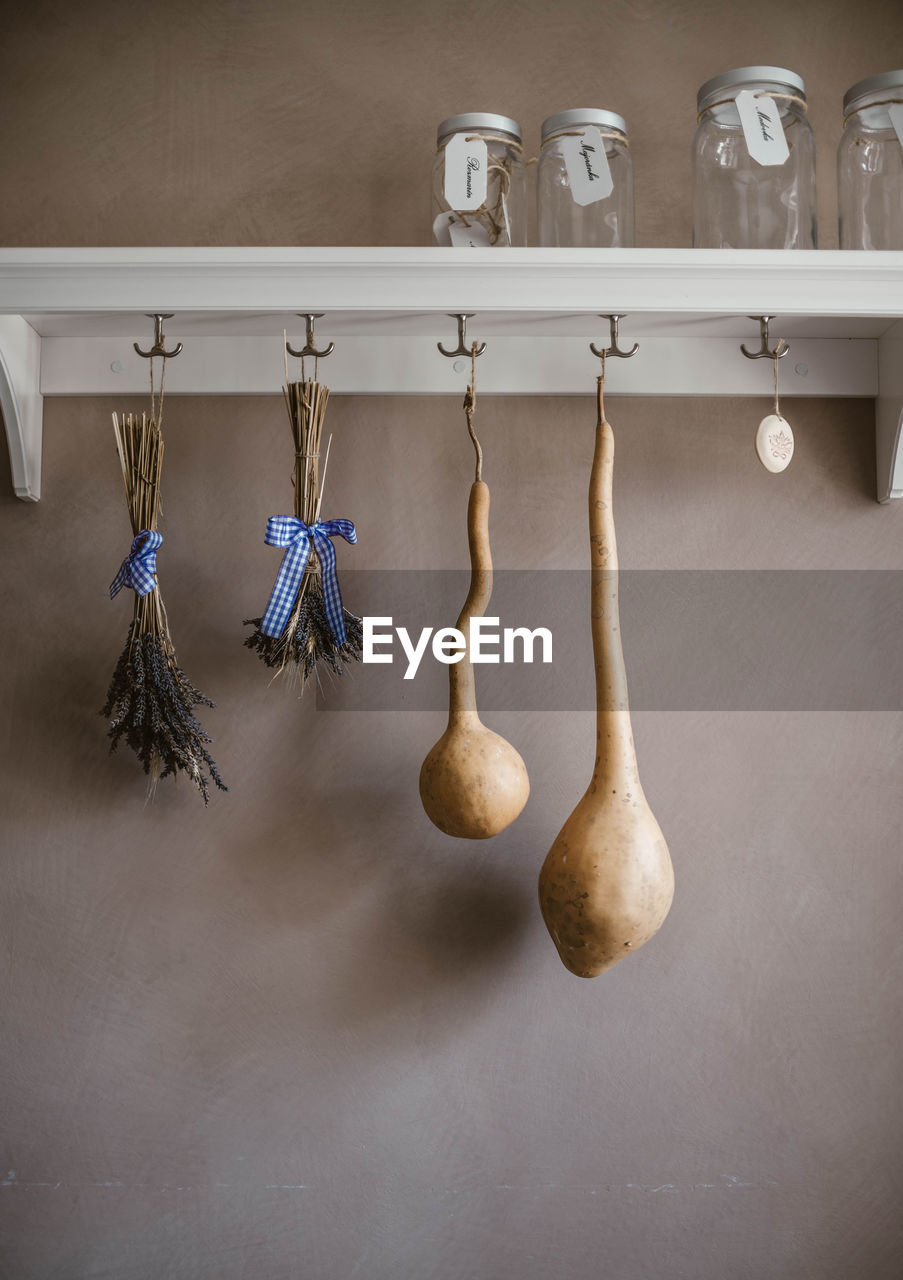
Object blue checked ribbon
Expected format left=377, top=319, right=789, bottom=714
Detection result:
left=109, top=530, right=163, bottom=599
left=261, top=516, right=357, bottom=643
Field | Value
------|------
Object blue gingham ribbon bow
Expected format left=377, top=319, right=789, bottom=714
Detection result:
left=261, top=516, right=357, bottom=642
left=109, top=530, right=163, bottom=599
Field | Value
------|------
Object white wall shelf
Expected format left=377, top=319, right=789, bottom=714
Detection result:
left=1, top=247, right=901, bottom=501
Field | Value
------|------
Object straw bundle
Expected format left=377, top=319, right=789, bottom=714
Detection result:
left=244, top=378, right=362, bottom=691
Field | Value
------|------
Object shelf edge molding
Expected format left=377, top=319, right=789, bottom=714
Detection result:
left=4, top=247, right=903, bottom=316
left=0, top=316, right=42, bottom=502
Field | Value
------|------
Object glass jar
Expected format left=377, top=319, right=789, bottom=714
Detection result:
left=692, top=66, right=816, bottom=249
left=537, top=109, right=634, bottom=247
left=432, top=113, right=526, bottom=247
left=838, top=71, right=903, bottom=249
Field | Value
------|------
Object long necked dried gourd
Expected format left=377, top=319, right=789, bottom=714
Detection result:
left=419, top=386, right=529, bottom=839
left=538, top=375, right=673, bottom=976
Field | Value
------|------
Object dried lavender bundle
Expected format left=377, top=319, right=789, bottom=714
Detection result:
left=245, top=378, right=362, bottom=692
left=102, top=411, right=227, bottom=803
left=244, top=578, right=364, bottom=679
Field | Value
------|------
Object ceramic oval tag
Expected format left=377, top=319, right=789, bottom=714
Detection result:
left=755, top=413, right=794, bottom=473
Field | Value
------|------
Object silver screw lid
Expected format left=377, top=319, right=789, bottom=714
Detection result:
left=843, top=70, right=903, bottom=116
left=437, top=113, right=522, bottom=145
left=697, top=66, right=806, bottom=111
left=541, top=108, right=628, bottom=141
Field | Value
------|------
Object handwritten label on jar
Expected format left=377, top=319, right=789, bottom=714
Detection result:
left=444, top=134, right=488, bottom=211
left=433, top=211, right=491, bottom=247
left=735, top=91, right=790, bottom=166
left=889, top=104, right=903, bottom=153
left=562, top=127, right=614, bottom=205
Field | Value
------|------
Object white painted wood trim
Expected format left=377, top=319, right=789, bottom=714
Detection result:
left=877, top=322, right=903, bottom=502
left=0, top=316, right=42, bottom=501
left=1, top=247, right=903, bottom=317
left=40, top=336, right=877, bottom=398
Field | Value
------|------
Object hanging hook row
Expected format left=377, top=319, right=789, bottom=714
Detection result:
left=128, top=311, right=795, bottom=373
left=286, top=313, right=335, bottom=360
left=589, top=314, right=639, bottom=360
left=134, top=314, right=183, bottom=360
left=741, top=315, right=790, bottom=360
left=438, top=313, right=487, bottom=359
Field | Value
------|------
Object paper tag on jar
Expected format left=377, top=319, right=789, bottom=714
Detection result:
left=434, top=211, right=491, bottom=247
left=561, top=127, right=614, bottom=205
left=447, top=216, right=491, bottom=248
left=444, top=134, right=488, bottom=211
left=735, top=91, right=790, bottom=166
left=889, top=104, right=903, bottom=152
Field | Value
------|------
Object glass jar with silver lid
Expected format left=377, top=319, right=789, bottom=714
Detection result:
left=692, top=66, right=816, bottom=249
left=432, top=113, right=526, bottom=247
left=838, top=71, right=903, bottom=250
left=537, top=108, right=634, bottom=247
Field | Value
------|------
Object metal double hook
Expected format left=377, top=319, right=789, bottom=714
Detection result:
left=438, top=313, right=486, bottom=359
left=589, top=314, right=639, bottom=360
left=286, top=313, right=335, bottom=360
left=134, top=314, right=183, bottom=360
left=741, top=315, right=790, bottom=360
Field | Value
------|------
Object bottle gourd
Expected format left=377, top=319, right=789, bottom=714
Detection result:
left=538, top=376, right=674, bottom=976
left=420, top=390, right=529, bottom=839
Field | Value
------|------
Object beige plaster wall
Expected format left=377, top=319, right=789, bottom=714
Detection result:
left=2, top=2, right=903, bottom=1278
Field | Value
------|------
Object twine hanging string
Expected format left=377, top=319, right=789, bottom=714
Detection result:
left=149, top=354, right=167, bottom=430
left=282, top=326, right=320, bottom=392
left=464, top=342, right=483, bottom=482
left=773, top=350, right=781, bottom=418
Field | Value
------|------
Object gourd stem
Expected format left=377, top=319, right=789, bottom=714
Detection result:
left=449, top=480, right=491, bottom=722
left=589, top=376, right=640, bottom=786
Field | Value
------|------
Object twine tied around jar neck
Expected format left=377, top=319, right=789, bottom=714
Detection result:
left=696, top=91, right=808, bottom=124
left=435, top=133, right=525, bottom=155
left=541, top=129, right=630, bottom=151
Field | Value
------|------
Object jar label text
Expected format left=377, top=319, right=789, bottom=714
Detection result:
left=444, top=134, right=488, bottom=211
left=562, top=127, right=614, bottom=206
left=735, top=91, right=790, bottom=166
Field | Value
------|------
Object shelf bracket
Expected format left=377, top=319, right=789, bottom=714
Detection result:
left=0, top=315, right=42, bottom=501
left=876, top=321, right=903, bottom=502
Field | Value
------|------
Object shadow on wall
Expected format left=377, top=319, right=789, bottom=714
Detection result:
left=1, top=625, right=124, bottom=804
left=221, top=768, right=536, bottom=1033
